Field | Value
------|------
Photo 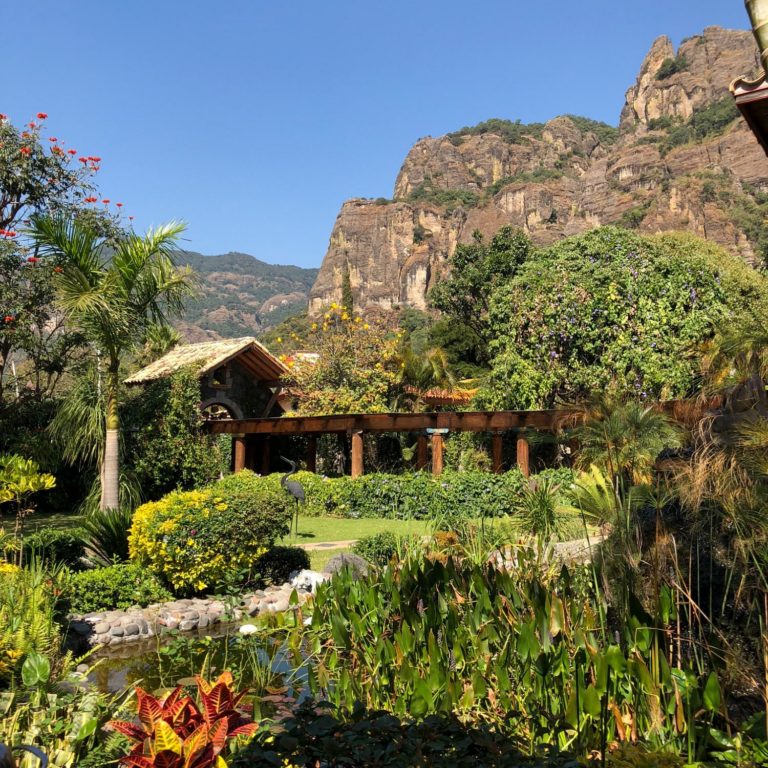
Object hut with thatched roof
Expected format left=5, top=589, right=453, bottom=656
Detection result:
left=125, top=337, right=288, bottom=421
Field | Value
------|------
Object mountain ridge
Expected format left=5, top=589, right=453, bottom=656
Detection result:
left=308, top=26, right=768, bottom=314
left=175, top=250, right=318, bottom=342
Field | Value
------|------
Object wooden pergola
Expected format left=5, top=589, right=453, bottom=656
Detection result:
left=207, top=400, right=709, bottom=478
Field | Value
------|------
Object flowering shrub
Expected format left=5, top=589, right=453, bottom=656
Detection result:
left=479, top=227, right=768, bottom=409
left=129, top=472, right=292, bottom=594
left=276, top=304, right=402, bottom=415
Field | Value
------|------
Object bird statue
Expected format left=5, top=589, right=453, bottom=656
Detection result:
left=280, top=456, right=305, bottom=541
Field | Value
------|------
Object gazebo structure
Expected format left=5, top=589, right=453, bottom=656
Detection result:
left=125, top=336, right=289, bottom=421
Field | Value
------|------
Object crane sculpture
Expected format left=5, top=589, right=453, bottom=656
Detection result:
left=280, top=456, right=305, bottom=541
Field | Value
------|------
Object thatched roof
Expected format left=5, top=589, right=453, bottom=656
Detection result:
left=125, top=337, right=287, bottom=385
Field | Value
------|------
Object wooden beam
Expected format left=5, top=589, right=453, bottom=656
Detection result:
left=233, top=435, right=246, bottom=473
left=351, top=431, right=364, bottom=479
left=306, top=435, right=317, bottom=473
left=492, top=433, right=503, bottom=474
left=208, top=409, right=559, bottom=436
left=431, top=433, right=444, bottom=476
left=416, top=434, right=428, bottom=471
left=516, top=434, right=530, bottom=477
left=262, top=386, right=282, bottom=417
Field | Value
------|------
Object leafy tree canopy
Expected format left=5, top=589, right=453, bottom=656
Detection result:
left=476, top=227, right=768, bottom=409
left=428, top=225, right=532, bottom=364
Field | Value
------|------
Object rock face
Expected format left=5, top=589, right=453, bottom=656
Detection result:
left=309, top=27, right=768, bottom=314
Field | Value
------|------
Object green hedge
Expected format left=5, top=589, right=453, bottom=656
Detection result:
left=255, top=468, right=575, bottom=520
left=21, top=528, right=86, bottom=569
left=68, top=563, right=172, bottom=614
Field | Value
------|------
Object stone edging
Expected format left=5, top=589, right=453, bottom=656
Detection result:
left=67, top=569, right=327, bottom=648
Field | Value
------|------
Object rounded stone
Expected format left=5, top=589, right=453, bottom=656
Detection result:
left=110, top=626, right=125, bottom=637
left=123, top=623, right=140, bottom=636
left=179, top=619, right=197, bottom=631
left=93, top=621, right=110, bottom=634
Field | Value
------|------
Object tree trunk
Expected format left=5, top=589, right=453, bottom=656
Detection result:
left=100, top=363, right=120, bottom=510
left=746, top=0, right=768, bottom=75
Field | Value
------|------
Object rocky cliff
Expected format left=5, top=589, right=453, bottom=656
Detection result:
left=309, top=27, right=768, bottom=313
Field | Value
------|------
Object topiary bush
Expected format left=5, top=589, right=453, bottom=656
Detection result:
left=129, top=471, right=293, bottom=594
left=21, top=528, right=86, bottom=569
left=253, top=546, right=310, bottom=586
left=67, top=562, right=172, bottom=614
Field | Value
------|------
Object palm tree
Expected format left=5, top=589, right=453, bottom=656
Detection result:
left=568, top=395, right=682, bottom=489
left=30, top=216, right=195, bottom=510
left=395, top=345, right=456, bottom=410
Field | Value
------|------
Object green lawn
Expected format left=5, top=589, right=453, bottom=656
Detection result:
left=281, top=517, right=431, bottom=546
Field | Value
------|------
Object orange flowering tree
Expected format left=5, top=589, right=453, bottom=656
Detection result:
left=276, top=304, right=402, bottom=415
left=0, top=112, right=121, bottom=402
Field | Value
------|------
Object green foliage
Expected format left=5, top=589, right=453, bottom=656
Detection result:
left=253, top=545, right=310, bottom=586
left=617, top=201, right=652, bottom=230
left=0, top=559, right=65, bottom=683
left=236, top=702, right=578, bottom=767
left=352, top=531, right=401, bottom=566
left=129, top=471, right=292, bottom=593
left=484, top=168, right=565, bottom=197
left=67, top=562, right=171, bottom=614
left=563, top=115, right=619, bottom=144
left=81, top=507, right=133, bottom=565
left=479, top=227, right=768, bottom=409
left=447, top=117, right=545, bottom=145
left=659, top=97, right=739, bottom=154
left=656, top=55, right=688, bottom=80
left=257, top=468, right=574, bottom=522
left=429, top=226, right=533, bottom=364
left=285, top=307, right=401, bottom=415
left=341, top=266, right=354, bottom=312
left=0, top=680, right=112, bottom=766
left=406, top=179, right=480, bottom=210
left=128, top=367, right=225, bottom=499
left=303, top=553, right=724, bottom=759
left=21, top=528, right=86, bottom=569
left=514, top=476, right=576, bottom=541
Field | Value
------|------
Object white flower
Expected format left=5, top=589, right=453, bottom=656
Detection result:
left=238, top=623, right=258, bottom=635
left=303, top=616, right=313, bottom=626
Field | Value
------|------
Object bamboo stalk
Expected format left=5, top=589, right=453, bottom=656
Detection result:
left=746, top=0, right=768, bottom=75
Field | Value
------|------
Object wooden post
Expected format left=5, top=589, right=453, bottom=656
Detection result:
left=416, top=434, right=429, bottom=471
left=431, top=433, right=444, bottom=476
left=516, top=433, right=530, bottom=477
left=261, top=436, right=272, bottom=475
left=306, top=435, right=317, bottom=473
left=351, top=431, right=364, bottom=478
left=233, top=435, right=246, bottom=473
left=492, top=433, right=504, bottom=474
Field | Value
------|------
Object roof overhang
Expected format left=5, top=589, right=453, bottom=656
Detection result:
left=731, top=73, right=768, bottom=156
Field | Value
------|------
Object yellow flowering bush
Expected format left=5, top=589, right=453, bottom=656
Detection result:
left=129, top=472, right=293, bottom=594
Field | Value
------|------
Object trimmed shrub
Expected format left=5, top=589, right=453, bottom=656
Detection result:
left=250, top=468, right=574, bottom=522
left=129, top=471, right=292, bottom=594
left=253, top=546, right=310, bottom=586
left=68, top=562, right=171, bottom=614
left=21, top=528, right=86, bottom=569
left=352, top=532, right=401, bottom=566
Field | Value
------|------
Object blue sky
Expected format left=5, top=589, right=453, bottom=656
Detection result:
left=4, top=1, right=749, bottom=268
